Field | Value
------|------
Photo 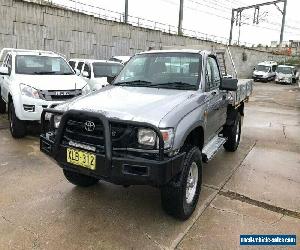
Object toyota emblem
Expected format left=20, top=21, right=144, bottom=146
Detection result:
left=84, top=121, right=95, bottom=132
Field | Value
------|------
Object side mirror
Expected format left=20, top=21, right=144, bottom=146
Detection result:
left=220, top=78, right=238, bottom=91
left=82, top=71, right=90, bottom=78
left=0, top=66, right=9, bottom=75
left=107, top=75, right=116, bottom=84
left=253, top=67, right=256, bottom=71
left=74, top=69, right=80, bottom=76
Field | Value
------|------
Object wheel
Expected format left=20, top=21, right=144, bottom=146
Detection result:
left=63, top=169, right=99, bottom=187
left=223, top=113, right=241, bottom=152
left=0, top=97, right=6, bottom=114
left=8, top=102, right=26, bottom=138
left=160, top=146, right=202, bottom=220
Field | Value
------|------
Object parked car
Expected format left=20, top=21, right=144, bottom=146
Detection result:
left=80, top=60, right=123, bottom=90
left=108, top=56, right=131, bottom=65
left=253, top=61, right=277, bottom=82
left=40, top=49, right=253, bottom=220
left=275, top=65, right=299, bottom=84
left=0, top=48, right=90, bottom=138
left=68, top=58, right=85, bottom=73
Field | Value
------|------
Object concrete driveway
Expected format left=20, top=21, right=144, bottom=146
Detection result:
left=0, top=82, right=299, bottom=249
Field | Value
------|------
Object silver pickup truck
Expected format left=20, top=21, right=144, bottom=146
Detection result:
left=40, top=49, right=253, bottom=220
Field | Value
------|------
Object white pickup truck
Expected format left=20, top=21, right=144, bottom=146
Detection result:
left=0, top=49, right=90, bottom=138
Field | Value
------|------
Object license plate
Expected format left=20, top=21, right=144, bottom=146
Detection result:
left=66, top=148, right=96, bottom=170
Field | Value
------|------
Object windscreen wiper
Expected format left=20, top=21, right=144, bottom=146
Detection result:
left=34, top=71, right=57, bottom=75
left=113, top=80, right=152, bottom=86
left=149, top=82, right=196, bottom=89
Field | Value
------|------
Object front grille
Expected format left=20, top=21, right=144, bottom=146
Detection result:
left=62, top=118, right=105, bottom=154
left=61, top=116, right=160, bottom=160
left=39, top=89, right=82, bottom=101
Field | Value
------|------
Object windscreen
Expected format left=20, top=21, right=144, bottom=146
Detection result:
left=276, top=67, right=293, bottom=74
left=113, top=53, right=201, bottom=90
left=93, top=63, right=123, bottom=78
left=256, top=65, right=270, bottom=72
left=15, top=55, right=74, bottom=75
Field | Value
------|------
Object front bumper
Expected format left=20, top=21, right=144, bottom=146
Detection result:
left=17, top=96, right=63, bottom=121
left=40, top=109, right=185, bottom=187
left=275, top=78, right=292, bottom=84
left=253, top=76, right=268, bottom=81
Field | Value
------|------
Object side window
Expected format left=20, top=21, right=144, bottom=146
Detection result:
left=7, top=55, right=12, bottom=75
left=209, top=57, right=221, bottom=88
left=205, top=59, right=213, bottom=91
left=2, top=54, right=9, bottom=67
left=83, top=63, right=91, bottom=77
left=3, top=54, right=12, bottom=75
left=206, top=57, right=220, bottom=91
left=77, top=61, right=84, bottom=71
left=69, top=61, right=75, bottom=69
left=272, top=65, right=277, bottom=72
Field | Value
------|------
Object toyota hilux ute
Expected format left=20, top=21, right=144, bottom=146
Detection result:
left=40, top=49, right=253, bottom=220
left=0, top=49, right=90, bottom=138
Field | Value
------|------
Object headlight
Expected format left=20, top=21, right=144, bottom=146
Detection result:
left=53, top=115, right=62, bottom=129
left=285, top=77, right=292, bottom=82
left=82, top=84, right=91, bottom=95
left=20, top=84, right=40, bottom=99
left=137, top=128, right=174, bottom=149
left=138, top=128, right=156, bottom=147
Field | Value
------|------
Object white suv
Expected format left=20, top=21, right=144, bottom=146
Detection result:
left=80, top=60, right=123, bottom=90
left=0, top=49, right=90, bottom=138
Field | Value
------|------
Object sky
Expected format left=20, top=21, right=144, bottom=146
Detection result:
left=54, top=0, right=300, bottom=46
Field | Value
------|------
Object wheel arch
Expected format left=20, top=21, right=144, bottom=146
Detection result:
left=180, top=125, right=205, bottom=151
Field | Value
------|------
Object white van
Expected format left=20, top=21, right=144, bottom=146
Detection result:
left=253, top=61, right=277, bottom=82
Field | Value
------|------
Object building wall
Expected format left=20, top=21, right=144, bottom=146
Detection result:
left=0, top=0, right=291, bottom=78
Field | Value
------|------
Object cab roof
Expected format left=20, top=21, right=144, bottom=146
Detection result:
left=257, top=61, right=277, bottom=66
left=139, top=49, right=202, bottom=55
left=277, top=65, right=295, bottom=68
left=2, top=48, right=63, bottom=57
left=69, top=58, right=123, bottom=65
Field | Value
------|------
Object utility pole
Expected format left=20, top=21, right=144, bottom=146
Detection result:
left=178, top=0, right=184, bottom=35
left=124, top=0, right=128, bottom=23
left=229, top=9, right=235, bottom=45
left=237, top=12, right=242, bottom=46
left=279, top=0, right=287, bottom=46
left=228, top=0, right=287, bottom=46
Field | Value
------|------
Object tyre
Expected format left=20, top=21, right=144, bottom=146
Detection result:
left=223, top=113, right=241, bottom=152
left=8, top=102, right=26, bottom=138
left=0, top=97, right=6, bottom=114
left=63, top=169, right=99, bottom=187
left=160, top=146, right=202, bottom=220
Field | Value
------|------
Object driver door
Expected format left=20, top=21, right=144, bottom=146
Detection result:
left=204, top=56, right=227, bottom=141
